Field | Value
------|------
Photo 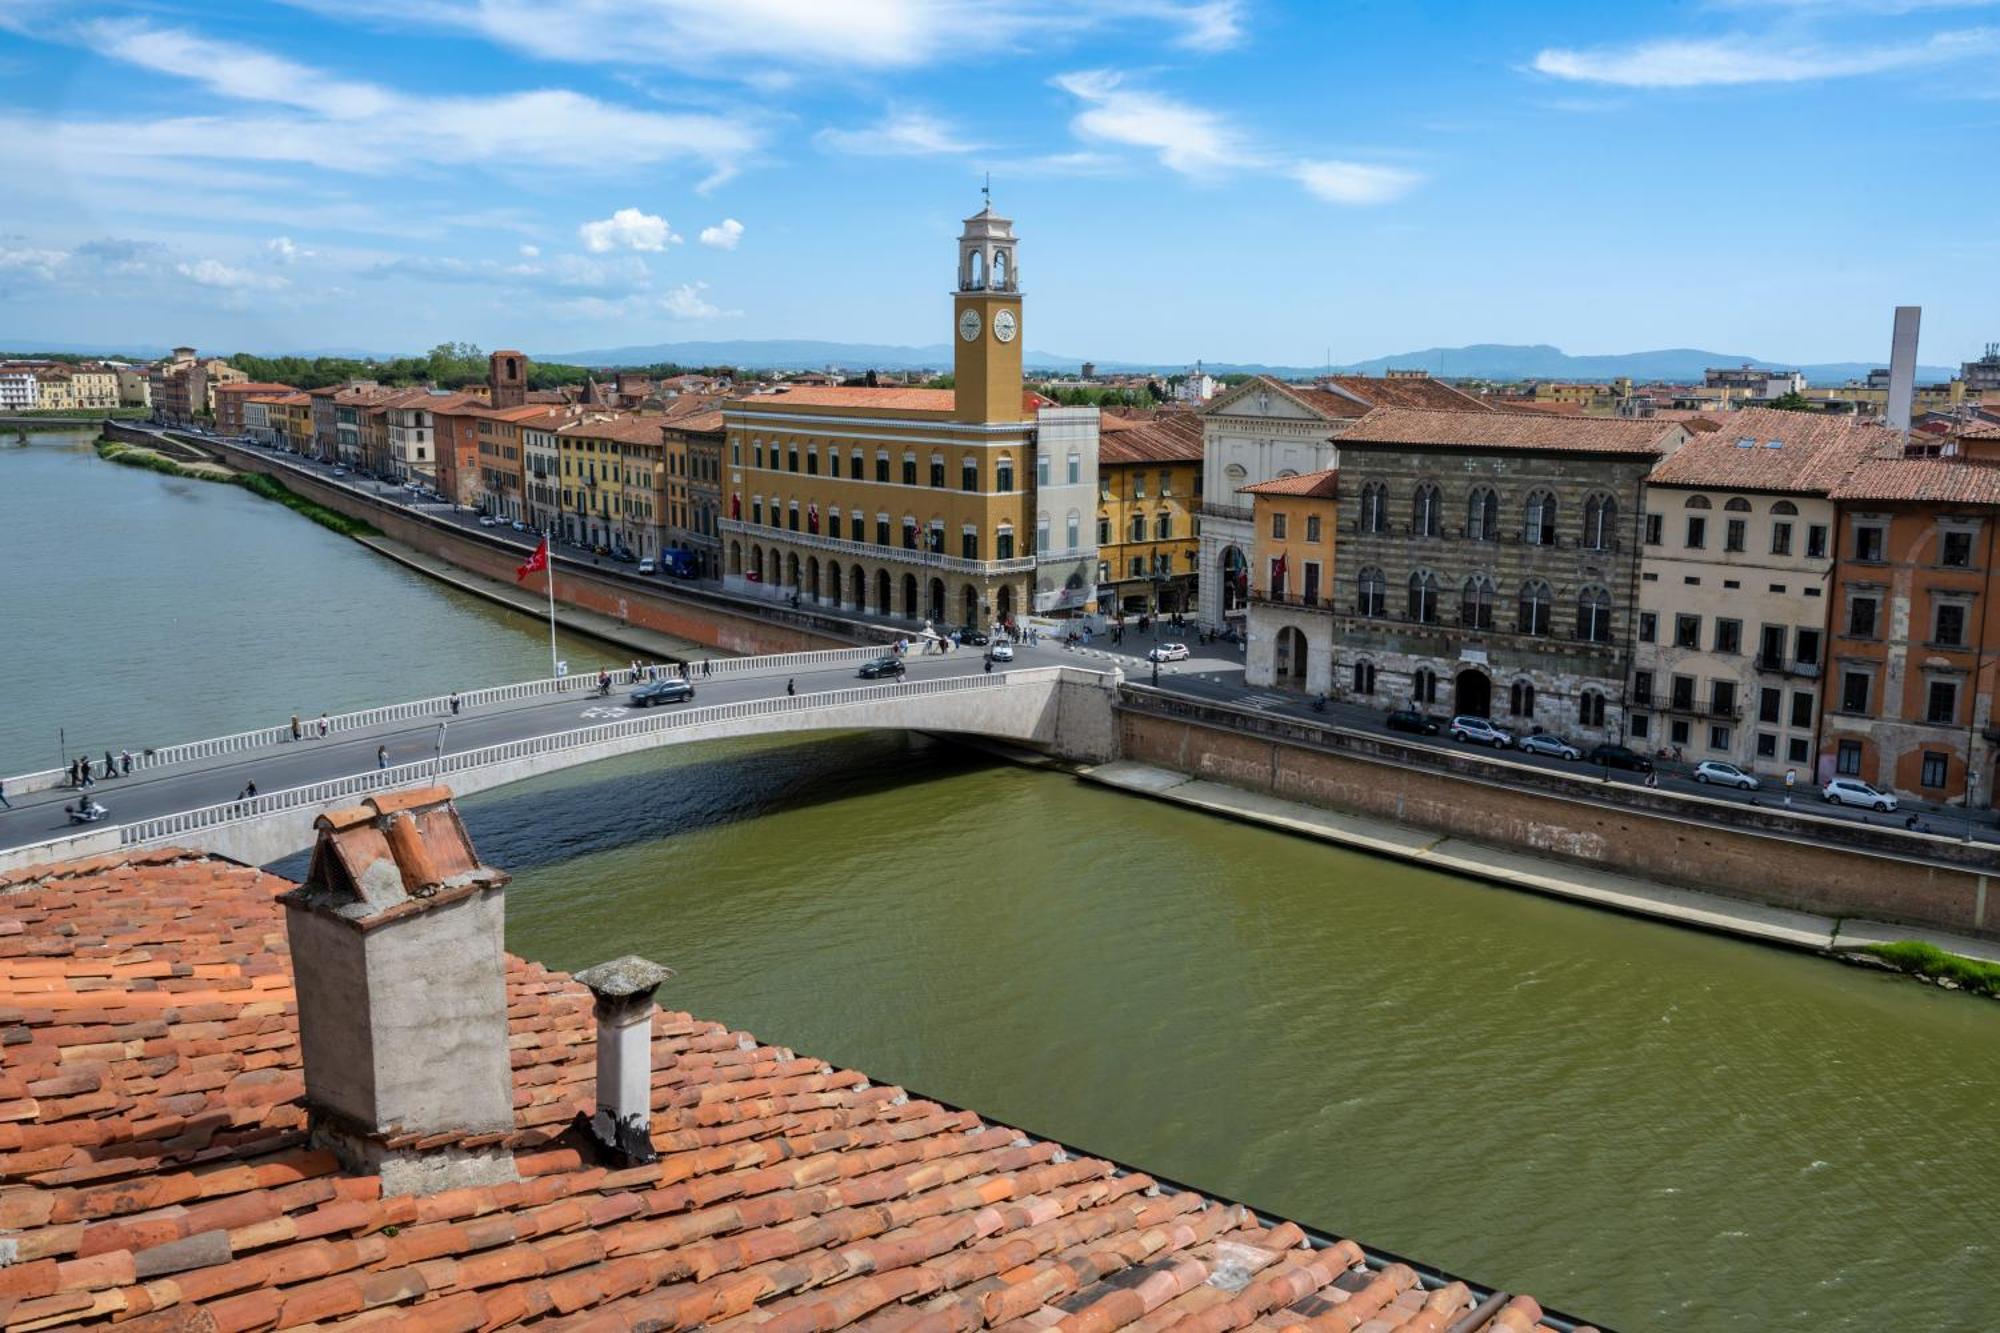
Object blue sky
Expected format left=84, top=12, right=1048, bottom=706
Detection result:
left=1, top=0, right=1996, bottom=367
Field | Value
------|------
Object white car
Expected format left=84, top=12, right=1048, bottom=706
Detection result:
left=990, top=643, right=1015, bottom=662
left=1447, top=715, right=1514, bottom=748
left=1517, top=733, right=1581, bottom=761
left=1823, top=778, right=1898, bottom=812
left=1694, top=760, right=1760, bottom=790
left=1147, top=642, right=1190, bottom=663
left=511, top=520, right=527, bottom=532
left=478, top=515, right=498, bottom=527
left=637, top=557, right=657, bottom=574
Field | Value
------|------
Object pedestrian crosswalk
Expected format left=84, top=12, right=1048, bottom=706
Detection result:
left=1239, top=692, right=1290, bottom=711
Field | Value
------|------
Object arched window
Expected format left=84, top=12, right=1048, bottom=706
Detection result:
left=1066, top=510, right=1080, bottom=551
left=993, top=249, right=1009, bottom=289
left=1771, top=499, right=1799, bottom=515
left=1408, top=570, right=1439, bottom=624
left=1518, top=579, right=1552, bottom=635
left=1576, top=585, right=1612, bottom=642
left=1460, top=573, right=1495, bottom=630
left=1467, top=486, right=1498, bottom=542
left=1724, top=496, right=1752, bottom=512
left=1582, top=494, right=1617, bottom=551
left=1509, top=679, right=1536, bottom=718
left=1685, top=495, right=1712, bottom=509
left=850, top=447, right=865, bottom=480
left=1412, top=483, right=1442, bottom=537
left=996, top=454, right=1014, bottom=491
left=1524, top=490, right=1557, bottom=546
left=1360, top=482, right=1388, bottom=534
left=962, top=456, right=978, bottom=492
left=1357, top=566, right=1386, bottom=617
left=1579, top=690, right=1607, bottom=728
left=1154, top=510, right=1172, bottom=540
left=1412, top=666, right=1438, bottom=705
left=968, top=249, right=985, bottom=289
left=1353, top=659, right=1377, bottom=696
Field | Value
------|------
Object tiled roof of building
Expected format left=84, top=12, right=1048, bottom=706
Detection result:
left=0, top=849, right=1590, bottom=1333
left=747, top=387, right=959, bottom=411
left=559, top=414, right=669, bottom=446
left=1240, top=467, right=1339, bottom=498
left=1097, top=411, right=1203, bottom=465
left=1830, top=457, right=2000, bottom=505
left=1336, top=406, right=1679, bottom=455
left=1956, top=418, right=2000, bottom=440
left=214, top=383, right=296, bottom=396
left=1207, top=375, right=1489, bottom=424
left=663, top=409, right=725, bottom=435
left=1645, top=407, right=1894, bottom=494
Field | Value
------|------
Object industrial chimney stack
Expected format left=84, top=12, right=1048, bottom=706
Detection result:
left=1886, top=305, right=1920, bottom=432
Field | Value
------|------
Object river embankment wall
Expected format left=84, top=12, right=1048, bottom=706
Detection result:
left=187, top=435, right=864, bottom=658
left=1117, top=688, right=1998, bottom=942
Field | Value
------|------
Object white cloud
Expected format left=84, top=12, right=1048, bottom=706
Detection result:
left=1051, top=69, right=1244, bottom=176
left=815, top=111, right=982, bottom=156
left=1289, top=159, right=1424, bottom=205
left=1532, top=27, right=2000, bottom=86
left=519, top=243, right=541, bottom=257
left=0, top=244, right=69, bottom=278
left=266, top=236, right=313, bottom=263
left=661, top=281, right=731, bottom=319
left=579, top=207, right=678, bottom=253
left=177, top=258, right=288, bottom=290
left=698, top=218, right=744, bottom=250
left=84, top=18, right=394, bottom=118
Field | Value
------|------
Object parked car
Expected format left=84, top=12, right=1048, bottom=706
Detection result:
left=956, top=626, right=990, bottom=646
left=629, top=678, right=694, bottom=707
left=1823, top=777, right=1897, bottom=812
left=612, top=548, right=637, bottom=563
left=637, top=557, right=657, bottom=575
left=1448, top=715, right=1514, bottom=747
left=1385, top=708, right=1441, bottom=736
left=1588, top=743, right=1654, bottom=773
left=332, top=466, right=349, bottom=476
left=857, top=656, right=905, bottom=680
left=1147, top=642, right=1191, bottom=663
left=1694, top=760, right=1760, bottom=790
left=989, top=643, right=1015, bottom=662
left=478, top=515, right=498, bottom=526
left=511, top=520, right=527, bottom=532
left=1518, top=733, right=1582, bottom=761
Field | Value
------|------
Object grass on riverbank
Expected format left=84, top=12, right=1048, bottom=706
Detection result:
left=15, top=407, right=151, bottom=420
left=96, top=440, right=380, bottom=538
left=1859, top=940, right=2000, bottom=997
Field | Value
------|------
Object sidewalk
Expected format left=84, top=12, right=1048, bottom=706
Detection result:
left=1080, top=759, right=2000, bottom=966
left=359, top=535, right=711, bottom=664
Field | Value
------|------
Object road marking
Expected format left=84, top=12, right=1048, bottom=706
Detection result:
left=579, top=706, right=629, bottom=719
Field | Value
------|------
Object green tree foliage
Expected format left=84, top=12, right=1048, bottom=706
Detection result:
left=1766, top=391, right=1814, bottom=412
left=226, top=348, right=730, bottom=393
left=1035, top=382, right=1167, bottom=409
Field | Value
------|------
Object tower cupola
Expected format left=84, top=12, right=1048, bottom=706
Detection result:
left=958, top=206, right=1019, bottom=294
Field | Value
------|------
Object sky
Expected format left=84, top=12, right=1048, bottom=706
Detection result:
left=0, top=0, right=1996, bottom=367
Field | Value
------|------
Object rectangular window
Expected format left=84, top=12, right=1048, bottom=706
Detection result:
left=1807, top=524, right=1828, bottom=559
left=1725, top=518, right=1746, bottom=552
left=1941, top=529, right=1973, bottom=568
left=1770, top=522, right=1793, bottom=556
left=1790, top=691, right=1813, bottom=728
left=1836, top=740, right=1862, bottom=776
left=1670, top=718, right=1692, bottom=745
left=1674, top=614, right=1701, bottom=649
left=786, top=446, right=798, bottom=472
left=1933, top=602, right=1966, bottom=648
left=1067, top=454, right=1080, bottom=484
left=1670, top=675, right=1696, bottom=710
left=1097, top=516, right=1110, bottom=544
left=1854, top=525, right=1884, bottom=562
left=1156, top=467, right=1169, bottom=494
left=1840, top=671, right=1870, bottom=714
left=1795, top=627, right=1822, bottom=665
left=1271, top=512, right=1287, bottom=540
left=876, top=517, right=890, bottom=545
left=1712, top=680, right=1737, bottom=716
left=1633, top=670, right=1654, bottom=705
left=1921, top=751, right=1949, bottom=788
left=1715, top=619, right=1742, bottom=655
left=962, top=531, right=977, bottom=560
left=929, top=458, right=945, bottom=488
left=1037, top=454, right=1050, bottom=486
left=1685, top=515, right=1707, bottom=549
left=1645, top=513, right=1663, bottom=546
left=1847, top=596, right=1877, bottom=638
left=1927, top=679, right=1957, bottom=724
left=876, top=454, right=890, bottom=484
left=1787, top=737, right=1809, bottom=764
left=1155, top=513, right=1172, bottom=540
left=1709, top=724, right=1731, bottom=752
left=962, top=459, right=978, bottom=492
left=1759, top=687, right=1781, bottom=724
left=1630, top=713, right=1650, bottom=739
left=902, top=457, right=917, bottom=486
left=806, top=450, right=818, bottom=476
left=1638, top=611, right=1657, bottom=644
left=1133, top=475, right=1146, bottom=499
left=851, top=452, right=865, bottom=480
left=1306, top=514, right=1321, bottom=543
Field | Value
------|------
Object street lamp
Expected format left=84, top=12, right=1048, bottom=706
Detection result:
left=1965, top=769, right=1980, bottom=842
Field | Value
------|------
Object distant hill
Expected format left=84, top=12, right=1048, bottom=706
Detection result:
left=542, top=338, right=1955, bottom=386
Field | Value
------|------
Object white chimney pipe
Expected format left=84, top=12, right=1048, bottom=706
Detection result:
left=574, top=955, right=675, bottom=1165
left=1887, top=305, right=1920, bottom=431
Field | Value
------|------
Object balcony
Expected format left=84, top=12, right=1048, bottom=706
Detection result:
left=718, top=517, right=1035, bottom=575
left=1249, top=589, right=1335, bottom=612
left=1665, top=697, right=1742, bottom=720
left=1755, top=656, right=1822, bottom=679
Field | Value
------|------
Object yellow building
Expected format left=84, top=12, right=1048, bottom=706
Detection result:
left=556, top=414, right=669, bottom=557
left=33, top=370, right=76, bottom=411
left=720, top=204, right=1043, bottom=628
left=1241, top=468, right=1340, bottom=692
left=1094, top=411, right=1204, bottom=615
left=270, top=392, right=314, bottom=451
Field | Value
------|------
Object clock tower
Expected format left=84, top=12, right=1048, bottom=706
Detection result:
left=952, top=202, right=1025, bottom=424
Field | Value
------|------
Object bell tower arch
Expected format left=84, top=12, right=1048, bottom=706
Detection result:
left=952, top=200, right=1024, bottom=424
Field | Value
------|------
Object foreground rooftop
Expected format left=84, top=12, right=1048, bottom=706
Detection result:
left=0, top=846, right=1597, bottom=1333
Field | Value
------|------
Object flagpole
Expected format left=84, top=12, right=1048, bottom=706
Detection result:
left=545, top=548, right=559, bottom=679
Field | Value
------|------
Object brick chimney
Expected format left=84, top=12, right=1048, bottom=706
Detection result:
left=281, top=786, right=518, bottom=1196
left=572, top=956, right=674, bottom=1166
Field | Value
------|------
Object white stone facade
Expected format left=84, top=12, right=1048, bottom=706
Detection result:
left=1196, top=380, right=1342, bottom=629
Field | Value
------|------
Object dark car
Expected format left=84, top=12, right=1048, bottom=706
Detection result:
left=1385, top=708, right=1441, bottom=735
left=629, top=678, right=694, bottom=707
left=1588, top=743, right=1654, bottom=773
left=857, top=656, right=906, bottom=680
left=955, top=626, right=991, bottom=646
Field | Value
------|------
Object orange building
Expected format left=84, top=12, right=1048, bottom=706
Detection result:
left=212, top=382, right=295, bottom=437
left=1820, top=457, right=2000, bottom=805
left=1241, top=468, right=1339, bottom=692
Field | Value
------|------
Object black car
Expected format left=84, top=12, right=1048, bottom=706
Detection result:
left=1588, top=743, right=1654, bottom=773
left=857, top=656, right=906, bottom=680
left=955, top=626, right=991, bottom=646
left=1385, top=708, right=1441, bottom=735
left=629, top=678, right=695, bottom=707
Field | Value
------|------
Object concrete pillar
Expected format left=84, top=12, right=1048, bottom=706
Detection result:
left=573, top=955, right=675, bottom=1166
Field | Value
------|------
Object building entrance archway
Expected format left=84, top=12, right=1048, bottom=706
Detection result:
left=1275, top=626, right=1309, bottom=687
left=927, top=578, right=945, bottom=622
left=1454, top=668, right=1492, bottom=718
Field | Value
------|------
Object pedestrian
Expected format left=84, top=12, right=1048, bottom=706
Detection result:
left=104, top=749, right=117, bottom=778
left=702, top=658, right=711, bottom=678
left=786, top=677, right=796, bottom=696
left=1783, top=768, right=1796, bottom=807
left=377, top=744, right=389, bottom=770
left=1644, top=770, right=1659, bottom=789
left=0, top=778, right=11, bottom=809
left=121, top=750, right=132, bottom=775
left=240, top=781, right=258, bottom=800
left=318, top=713, right=330, bottom=738
left=78, top=756, right=93, bottom=787
left=290, top=714, right=302, bottom=742
left=449, top=692, right=461, bottom=715
left=984, top=656, right=993, bottom=673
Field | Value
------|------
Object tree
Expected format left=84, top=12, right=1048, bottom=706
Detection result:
left=1767, top=391, right=1813, bottom=412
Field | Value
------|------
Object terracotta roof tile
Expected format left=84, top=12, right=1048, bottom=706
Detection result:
left=1830, top=457, right=2000, bottom=505
left=1335, top=406, right=1680, bottom=456
left=1645, top=407, right=1894, bottom=494
left=1239, top=468, right=1338, bottom=499
left=1097, top=412, right=1203, bottom=465
left=0, top=850, right=1588, bottom=1331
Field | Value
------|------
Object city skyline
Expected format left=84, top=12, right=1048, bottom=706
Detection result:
left=2, top=1, right=1997, bottom=363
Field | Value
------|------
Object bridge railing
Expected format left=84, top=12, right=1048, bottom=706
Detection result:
left=117, top=666, right=1097, bottom=849
left=3, top=644, right=892, bottom=796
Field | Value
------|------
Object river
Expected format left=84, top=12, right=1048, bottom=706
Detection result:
left=7, top=430, right=1998, bottom=1331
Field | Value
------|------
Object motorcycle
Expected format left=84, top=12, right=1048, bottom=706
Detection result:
left=66, top=801, right=109, bottom=825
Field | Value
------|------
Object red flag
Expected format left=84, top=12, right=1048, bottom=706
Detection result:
left=808, top=503, right=820, bottom=533
left=730, top=492, right=742, bottom=520
left=1271, top=554, right=1287, bottom=588
left=516, top=536, right=548, bottom=583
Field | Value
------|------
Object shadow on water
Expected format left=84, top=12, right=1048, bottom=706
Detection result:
left=267, top=730, right=990, bottom=881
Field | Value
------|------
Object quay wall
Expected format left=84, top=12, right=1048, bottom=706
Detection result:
left=1117, top=690, right=1997, bottom=941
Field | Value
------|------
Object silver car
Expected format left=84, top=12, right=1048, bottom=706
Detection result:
left=1518, top=733, right=1581, bottom=761
left=1694, top=760, right=1759, bottom=790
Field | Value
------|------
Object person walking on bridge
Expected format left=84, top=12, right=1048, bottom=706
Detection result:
left=376, top=744, right=389, bottom=770
left=290, top=714, right=302, bottom=742
left=120, top=750, right=132, bottom=775
left=449, top=691, right=461, bottom=715
left=103, top=750, right=118, bottom=780
left=0, top=778, right=11, bottom=810
left=317, top=713, right=329, bottom=738
left=786, top=678, right=796, bottom=697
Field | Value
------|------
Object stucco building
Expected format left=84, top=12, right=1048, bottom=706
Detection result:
left=1633, top=409, right=1891, bottom=775
left=1242, top=468, right=1340, bottom=691
left=1095, top=410, right=1204, bottom=616
left=664, top=408, right=725, bottom=577
left=1326, top=408, right=1688, bottom=741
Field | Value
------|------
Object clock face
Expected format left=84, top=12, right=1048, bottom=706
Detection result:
left=958, top=308, right=981, bottom=342
left=992, top=310, right=1018, bottom=343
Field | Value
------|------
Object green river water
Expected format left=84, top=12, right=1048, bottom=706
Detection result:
left=6, top=431, right=1997, bottom=1331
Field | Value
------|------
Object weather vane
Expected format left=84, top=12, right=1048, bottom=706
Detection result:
left=981, top=173, right=991, bottom=209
